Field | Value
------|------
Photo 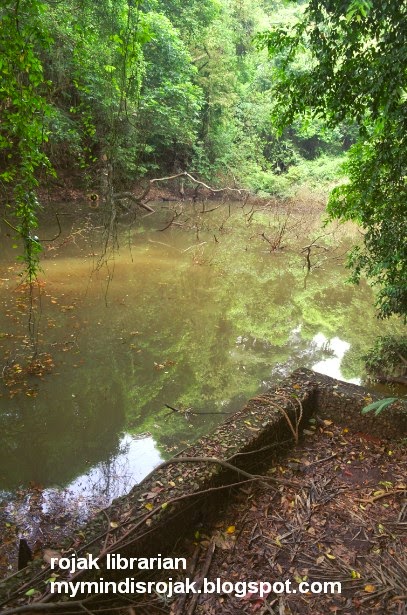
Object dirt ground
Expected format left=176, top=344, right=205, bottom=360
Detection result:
left=164, top=419, right=406, bottom=615
left=0, top=409, right=405, bottom=615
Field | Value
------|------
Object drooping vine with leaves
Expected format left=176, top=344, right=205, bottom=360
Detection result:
left=0, top=0, right=54, bottom=281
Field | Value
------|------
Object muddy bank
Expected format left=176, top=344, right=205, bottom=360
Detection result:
left=0, top=369, right=405, bottom=613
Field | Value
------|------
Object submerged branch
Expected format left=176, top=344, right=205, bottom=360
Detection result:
left=113, top=192, right=155, bottom=212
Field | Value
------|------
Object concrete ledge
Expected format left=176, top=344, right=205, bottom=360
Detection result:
left=0, top=369, right=405, bottom=607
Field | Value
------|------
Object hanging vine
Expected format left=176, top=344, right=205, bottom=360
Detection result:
left=96, top=0, right=149, bottom=270
left=0, top=0, right=53, bottom=280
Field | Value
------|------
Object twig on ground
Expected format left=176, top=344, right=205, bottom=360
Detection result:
left=173, top=545, right=200, bottom=615
left=186, top=541, right=216, bottom=615
left=308, top=453, right=338, bottom=466
left=356, top=488, right=406, bottom=504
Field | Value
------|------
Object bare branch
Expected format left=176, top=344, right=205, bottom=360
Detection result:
left=113, top=192, right=155, bottom=212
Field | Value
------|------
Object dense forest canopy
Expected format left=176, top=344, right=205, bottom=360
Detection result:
left=258, top=0, right=407, bottom=319
left=0, top=0, right=406, bottom=319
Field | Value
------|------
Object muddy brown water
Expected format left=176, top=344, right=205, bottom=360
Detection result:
left=0, top=203, right=403, bottom=546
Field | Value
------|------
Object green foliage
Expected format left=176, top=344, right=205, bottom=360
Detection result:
left=1, top=0, right=356, bottom=283
left=258, top=0, right=407, bottom=319
left=0, top=0, right=54, bottom=279
left=363, top=335, right=407, bottom=380
left=361, top=398, right=398, bottom=417
left=329, top=130, right=407, bottom=319
left=43, top=0, right=150, bottom=181
left=0, top=0, right=150, bottom=276
left=135, top=12, right=204, bottom=174
left=143, top=0, right=219, bottom=42
left=252, top=154, right=345, bottom=197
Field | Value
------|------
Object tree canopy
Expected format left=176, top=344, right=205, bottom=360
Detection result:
left=258, top=0, right=407, bottom=319
left=1, top=0, right=405, bottom=321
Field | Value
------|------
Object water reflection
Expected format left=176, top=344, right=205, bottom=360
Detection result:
left=0, top=204, right=403, bottom=521
left=42, top=433, right=163, bottom=512
left=0, top=434, right=162, bottom=552
left=312, top=333, right=360, bottom=384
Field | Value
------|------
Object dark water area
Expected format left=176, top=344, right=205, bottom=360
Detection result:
left=0, top=203, right=403, bottom=550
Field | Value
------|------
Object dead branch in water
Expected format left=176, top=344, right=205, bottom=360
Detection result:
left=114, top=171, right=250, bottom=215
left=113, top=191, right=155, bottom=213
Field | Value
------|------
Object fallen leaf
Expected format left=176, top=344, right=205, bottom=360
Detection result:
left=364, top=584, right=376, bottom=593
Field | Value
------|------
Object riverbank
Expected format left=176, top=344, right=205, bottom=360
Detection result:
left=0, top=369, right=405, bottom=613
left=35, top=172, right=330, bottom=218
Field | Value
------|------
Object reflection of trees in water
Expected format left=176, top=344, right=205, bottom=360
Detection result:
left=1, top=207, right=404, bottom=502
left=0, top=377, right=126, bottom=491
left=0, top=437, right=143, bottom=551
left=82, top=441, right=135, bottom=503
left=263, top=335, right=336, bottom=387
left=124, top=215, right=402, bottom=453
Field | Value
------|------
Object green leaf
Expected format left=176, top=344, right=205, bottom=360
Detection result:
left=361, top=398, right=397, bottom=416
